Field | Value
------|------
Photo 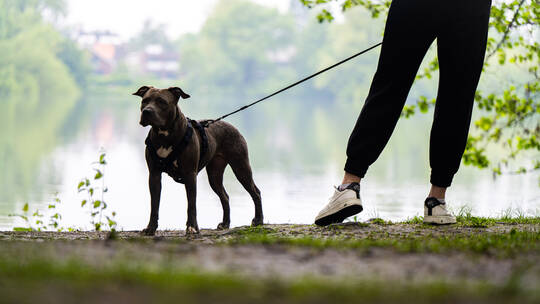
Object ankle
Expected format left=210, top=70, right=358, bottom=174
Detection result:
left=342, top=172, right=361, bottom=185
left=428, top=185, right=447, bottom=199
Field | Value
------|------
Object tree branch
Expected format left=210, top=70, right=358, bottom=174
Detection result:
left=486, top=0, right=527, bottom=59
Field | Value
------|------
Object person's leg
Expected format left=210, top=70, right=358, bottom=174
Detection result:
left=316, top=0, right=438, bottom=226
left=343, top=0, right=438, bottom=180
left=429, top=0, right=492, bottom=189
left=424, top=0, right=491, bottom=224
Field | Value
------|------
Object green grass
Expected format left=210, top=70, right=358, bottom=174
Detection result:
left=0, top=258, right=537, bottom=304
left=225, top=229, right=539, bottom=257
left=402, top=214, right=540, bottom=227
left=369, top=218, right=394, bottom=225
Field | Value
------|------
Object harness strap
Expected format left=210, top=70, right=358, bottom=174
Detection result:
left=189, top=118, right=209, bottom=171
left=145, top=119, right=209, bottom=183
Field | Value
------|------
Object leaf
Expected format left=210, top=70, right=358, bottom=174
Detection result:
left=81, top=200, right=87, bottom=207
left=94, top=169, right=103, bottom=180
left=22, top=203, right=29, bottom=212
left=13, top=227, right=32, bottom=232
left=89, top=188, right=94, bottom=196
left=48, top=204, right=55, bottom=209
left=99, top=153, right=106, bottom=165
left=77, top=181, right=85, bottom=190
left=93, top=200, right=102, bottom=208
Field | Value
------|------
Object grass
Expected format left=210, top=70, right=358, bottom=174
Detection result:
left=402, top=214, right=540, bottom=227
left=225, top=228, right=539, bottom=257
left=0, top=258, right=537, bottom=304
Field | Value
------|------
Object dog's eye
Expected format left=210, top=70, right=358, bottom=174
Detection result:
left=142, top=98, right=150, bottom=105
left=156, top=98, right=167, bottom=105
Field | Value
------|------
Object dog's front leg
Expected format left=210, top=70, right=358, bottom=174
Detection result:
left=184, top=172, right=199, bottom=234
left=143, top=171, right=161, bottom=236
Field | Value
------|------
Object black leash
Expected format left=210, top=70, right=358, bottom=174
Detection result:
left=205, top=42, right=382, bottom=126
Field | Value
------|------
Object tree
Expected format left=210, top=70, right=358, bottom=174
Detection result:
left=300, top=0, right=540, bottom=182
left=0, top=0, right=84, bottom=202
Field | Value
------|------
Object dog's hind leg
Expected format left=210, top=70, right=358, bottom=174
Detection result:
left=229, top=158, right=263, bottom=226
left=206, top=156, right=230, bottom=230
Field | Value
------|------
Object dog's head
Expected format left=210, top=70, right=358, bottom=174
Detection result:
left=133, top=86, right=190, bottom=128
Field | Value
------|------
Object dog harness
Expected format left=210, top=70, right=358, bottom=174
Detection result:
left=145, top=118, right=208, bottom=184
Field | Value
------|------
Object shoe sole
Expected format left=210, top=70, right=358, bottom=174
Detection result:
left=423, top=215, right=457, bottom=225
left=315, top=204, right=363, bottom=226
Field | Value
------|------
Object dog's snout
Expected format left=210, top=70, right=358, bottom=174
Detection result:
left=142, top=108, right=153, bottom=117
left=140, top=107, right=155, bottom=126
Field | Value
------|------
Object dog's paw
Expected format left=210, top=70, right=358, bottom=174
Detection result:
left=217, top=222, right=230, bottom=230
left=185, top=225, right=199, bottom=235
left=251, top=217, right=263, bottom=227
left=142, top=226, right=157, bottom=236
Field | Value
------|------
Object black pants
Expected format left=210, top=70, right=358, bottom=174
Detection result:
left=345, top=0, right=492, bottom=187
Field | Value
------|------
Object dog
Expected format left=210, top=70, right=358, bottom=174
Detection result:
left=133, top=86, right=263, bottom=235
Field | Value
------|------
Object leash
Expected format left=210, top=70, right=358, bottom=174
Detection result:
left=205, top=42, right=382, bottom=126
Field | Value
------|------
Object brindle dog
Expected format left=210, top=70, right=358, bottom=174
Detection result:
left=133, top=86, right=263, bottom=235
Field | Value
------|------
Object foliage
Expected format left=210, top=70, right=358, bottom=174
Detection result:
left=0, top=0, right=86, bottom=202
left=300, top=0, right=540, bottom=181
left=77, top=152, right=117, bottom=231
left=9, top=194, right=68, bottom=231
left=126, top=19, right=175, bottom=52
left=9, top=152, right=117, bottom=232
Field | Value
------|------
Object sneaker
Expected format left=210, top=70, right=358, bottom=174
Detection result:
left=314, top=183, right=363, bottom=226
left=423, top=197, right=456, bottom=224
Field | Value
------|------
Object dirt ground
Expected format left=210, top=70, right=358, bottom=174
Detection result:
left=1, top=222, right=539, bottom=288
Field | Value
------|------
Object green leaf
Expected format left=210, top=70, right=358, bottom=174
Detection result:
left=94, top=169, right=103, bottom=180
left=99, top=153, right=106, bottom=164
left=93, top=200, right=102, bottom=208
left=13, top=227, right=32, bottom=232
left=81, top=200, right=87, bottom=207
left=77, top=181, right=85, bottom=190
left=22, top=203, right=29, bottom=212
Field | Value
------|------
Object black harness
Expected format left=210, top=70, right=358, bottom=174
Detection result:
left=145, top=118, right=208, bottom=184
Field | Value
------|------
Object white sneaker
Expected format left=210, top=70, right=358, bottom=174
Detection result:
left=423, top=197, right=456, bottom=224
left=315, top=183, right=363, bottom=226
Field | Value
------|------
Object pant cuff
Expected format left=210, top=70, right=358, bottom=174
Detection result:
left=344, top=159, right=368, bottom=179
left=430, top=170, right=454, bottom=188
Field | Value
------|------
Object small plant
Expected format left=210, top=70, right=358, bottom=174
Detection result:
left=77, top=152, right=117, bottom=231
left=10, top=193, right=68, bottom=232
left=403, top=216, right=424, bottom=224
left=369, top=218, right=393, bottom=225
left=10, top=151, right=118, bottom=232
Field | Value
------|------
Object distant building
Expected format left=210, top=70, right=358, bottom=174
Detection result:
left=75, top=30, right=121, bottom=74
left=73, top=30, right=179, bottom=78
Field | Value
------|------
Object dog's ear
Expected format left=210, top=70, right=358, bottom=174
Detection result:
left=132, top=86, right=151, bottom=97
left=168, top=87, right=190, bottom=100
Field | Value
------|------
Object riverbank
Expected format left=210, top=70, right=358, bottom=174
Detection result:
left=1, top=218, right=539, bottom=303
